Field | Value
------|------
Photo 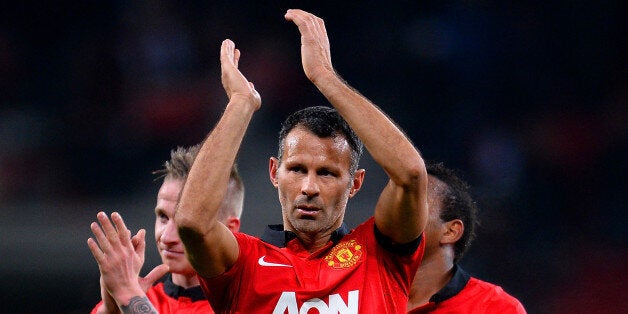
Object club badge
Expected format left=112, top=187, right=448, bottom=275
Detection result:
left=325, top=239, right=363, bottom=269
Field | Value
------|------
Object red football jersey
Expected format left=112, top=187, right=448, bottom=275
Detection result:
left=408, top=266, right=525, bottom=314
left=200, top=217, right=424, bottom=314
left=91, top=274, right=213, bottom=314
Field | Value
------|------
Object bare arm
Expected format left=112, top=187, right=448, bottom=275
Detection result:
left=95, top=276, right=121, bottom=314
left=176, top=39, right=261, bottom=278
left=284, top=9, right=427, bottom=244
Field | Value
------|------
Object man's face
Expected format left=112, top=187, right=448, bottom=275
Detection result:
left=154, top=178, right=194, bottom=275
left=271, top=126, right=358, bottom=236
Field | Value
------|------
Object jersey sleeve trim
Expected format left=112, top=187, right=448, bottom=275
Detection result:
left=373, top=223, right=423, bottom=255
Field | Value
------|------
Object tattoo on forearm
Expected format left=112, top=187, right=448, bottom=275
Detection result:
left=120, top=296, right=158, bottom=314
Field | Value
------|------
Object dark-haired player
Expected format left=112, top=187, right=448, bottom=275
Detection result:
left=175, top=9, right=428, bottom=313
left=407, top=162, right=525, bottom=313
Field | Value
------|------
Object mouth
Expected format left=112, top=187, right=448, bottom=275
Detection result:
left=296, top=205, right=321, bottom=219
left=161, top=248, right=185, bottom=257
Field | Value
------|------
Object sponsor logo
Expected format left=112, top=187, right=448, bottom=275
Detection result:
left=273, top=290, right=359, bottom=314
left=258, top=256, right=293, bottom=267
left=325, top=240, right=363, bottom=269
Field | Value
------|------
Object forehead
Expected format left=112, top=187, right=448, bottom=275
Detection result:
left=158, top=178, right=184, bottom=195
left=282, top=127, right=352, bottom=167
left=427, top=175, right=446, bottom=216
left=156, top=179, right=184, bottom=212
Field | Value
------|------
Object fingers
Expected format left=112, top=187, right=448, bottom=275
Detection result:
left=131, top=229, right=146, bottom=251
left=221, top=40, right=241, bottom=71
left=111, top=212, right=133, bottom=247
left=284, top=9, right=326, bottom=37
left=221, top=39, right=236, bottom=67
left=219, top=38, right=261, bottom=110
left=220, top=39, right=231, bottom=64
left=141, top=264, right=170, bottom=291
left=88, top=211, right=133, bottom=258
left=234, top=48, right=240, bottom=69
left=132, top=229, right=146, bottom=260
left=87, top=237, right=105, bottom=264
left=285, top=9, right=311, bottom=23
left=97, top=211, right=119, bottom=245
left=90, top=217, right=111, bottom=254
left=284, top=9, right=333, bottom=81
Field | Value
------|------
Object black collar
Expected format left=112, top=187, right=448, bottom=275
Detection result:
left=161, top=274, right=207, bottom=302
left=430, top=264, right=471, bottom=303
left=260, top=223, right=351, bottom=247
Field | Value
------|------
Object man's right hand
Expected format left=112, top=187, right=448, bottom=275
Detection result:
left=88, top=212, right=168, bottom=311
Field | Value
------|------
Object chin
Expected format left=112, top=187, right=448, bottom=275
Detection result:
left=293, top=220, right=325, bottom=234
left=162, top=257, right=184, bottom=268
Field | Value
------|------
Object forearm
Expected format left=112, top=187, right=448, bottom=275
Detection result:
left=287, top=8, right=423, bottom=188
left=176, top=98, right=254, bottom=275
left=177, top=99, right=255, bottom=229
left=97, top=281, right=122, bottom=314
left=314, top=71, right=424, bottom=184
left=316, top=71, right=427, bottom=242
left=119, top=296, right=158, bottom=314
left=95, top=304, right=120, bottom=314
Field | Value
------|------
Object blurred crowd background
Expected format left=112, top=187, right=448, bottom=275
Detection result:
left=0, top=1, right=625, bottom=313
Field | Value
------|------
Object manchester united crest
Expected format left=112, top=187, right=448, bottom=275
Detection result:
left=325, top=240, right=363, bottom=269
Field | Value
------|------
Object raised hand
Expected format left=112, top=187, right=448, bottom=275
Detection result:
left=87, top=212, right=168, bottom=312
left=220, top=39, right=261, bottom=111
left=284, top=9, right=334, bottom=82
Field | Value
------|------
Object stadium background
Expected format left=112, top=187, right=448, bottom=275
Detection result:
left=0, top=1, right=625, bottom=313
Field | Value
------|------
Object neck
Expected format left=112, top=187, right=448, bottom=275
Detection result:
left=407, top=250, right=455, bottom=311
left=171, top=271, right=200, bottom=289
left=283, top=218, right=342, bottom=253
left=295, top=230, right=334, bottom=253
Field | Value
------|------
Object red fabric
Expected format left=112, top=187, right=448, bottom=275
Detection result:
left=408, top=277, right=525, bottom=314
left=90, top=281, right=213, bottom=314
left=200, top=217, right=425, bottom=313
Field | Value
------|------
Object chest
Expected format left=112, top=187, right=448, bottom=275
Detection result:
left=248, top=239, right=369, bottom=293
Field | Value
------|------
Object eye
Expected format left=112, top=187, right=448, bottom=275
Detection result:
left=318, top=169, right=336, bottom=177
left=289, top=166, right=305, bottom=173
left=156, top=212, right=169, bottom=222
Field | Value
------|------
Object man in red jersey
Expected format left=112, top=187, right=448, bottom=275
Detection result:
left=407, top=162, right=526, bottom=313
left=87, top=144, right=244, bottom=313
left=175, top=9, right=428, bottom=314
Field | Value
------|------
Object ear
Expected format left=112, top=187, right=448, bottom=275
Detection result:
left=269, top=157, right=280, bottom=188
left=440, top=219, right=464, bottom=245
left=348, top=169, right=365, bottom=198
left=225, top=217, right=241, bottom=233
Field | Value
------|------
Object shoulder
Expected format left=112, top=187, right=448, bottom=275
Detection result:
left=350, top=217, right=375, bottom=232
left=233, top=231, right=259, bottom=242
left=233, top=231, right=266, bottom=248
left=465, top=277, right=526, bottom=312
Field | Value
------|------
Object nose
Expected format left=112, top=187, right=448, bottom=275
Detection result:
left=301, top=172, right=320, bottom=197
left=160, top=220, right=179, bottom=244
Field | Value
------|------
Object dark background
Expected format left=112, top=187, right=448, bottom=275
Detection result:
left=0, top=1, right=625, bottom=313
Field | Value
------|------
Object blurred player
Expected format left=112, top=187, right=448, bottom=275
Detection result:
left=407, top=162, right=525, bottom=313
left=88, top=144, right=244, bottom=313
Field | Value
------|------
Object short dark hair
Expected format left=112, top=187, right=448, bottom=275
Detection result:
left=426, top=161, right=478, bottom=263
left=277, top=106, right=363, bottom=174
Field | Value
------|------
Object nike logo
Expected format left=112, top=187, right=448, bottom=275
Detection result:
left=258, top=256, right=293, bottom=267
